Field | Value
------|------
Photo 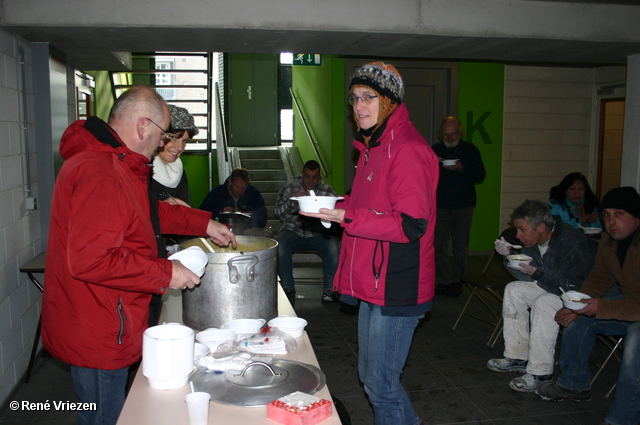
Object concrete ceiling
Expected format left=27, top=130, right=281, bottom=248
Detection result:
left=3, top=0, right=640, bottom=71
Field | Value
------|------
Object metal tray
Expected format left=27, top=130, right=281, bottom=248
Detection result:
left=191, top=359, right=326, bottom=407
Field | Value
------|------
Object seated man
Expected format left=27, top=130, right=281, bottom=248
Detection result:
left=274, top=160, right=340, bottom=302
left=199, top=168, right=268, bottom=233
left=537, top=187, right=640, bottom=425
left=487, top=199, right=597, bottom=392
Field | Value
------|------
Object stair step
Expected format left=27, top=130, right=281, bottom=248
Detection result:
left=241, top=159, right=284, bottom=170
left=252, top=180, right=289, bottom=193
left=238, top=148, right=281, bottom=160
left=262, top=193, right=279, bottom=205
left=249, top=169, right=288, bottom=181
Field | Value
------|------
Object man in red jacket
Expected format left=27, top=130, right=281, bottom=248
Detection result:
left=41, top=86, right=235, bottom=425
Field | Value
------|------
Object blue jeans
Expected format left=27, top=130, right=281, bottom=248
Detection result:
left=276, top=228, right=339, bottom=293
left=358, top=302, right=422, bottom=425
left=557, top=317, right=640, bottom=425
left=70, top=366, right=129, bottom=425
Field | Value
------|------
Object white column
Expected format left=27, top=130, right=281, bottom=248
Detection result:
left=621, top=53, right=640, bottom=189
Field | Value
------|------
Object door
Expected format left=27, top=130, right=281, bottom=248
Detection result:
left=344, top=59, right=459, bottom=190
left=227, top=53, right=279, bottom=146
left=596, top=98, right=625, bottom=198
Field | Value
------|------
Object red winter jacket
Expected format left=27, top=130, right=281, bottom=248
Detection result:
left=335, top=104, right=439, bottom=307
left=42, top=118, right=212, bottom=369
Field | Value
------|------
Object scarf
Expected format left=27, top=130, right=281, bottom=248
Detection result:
left=152, top=155, right=183, bottom=189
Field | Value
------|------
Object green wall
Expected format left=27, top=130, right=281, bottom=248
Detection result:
left=182, top=153, right=216, bottom=208
left=292, top=56, right=346, bottom=193
left=86, top=71, right=115, bottom=121
left=458, top=62, right=505, bottom=251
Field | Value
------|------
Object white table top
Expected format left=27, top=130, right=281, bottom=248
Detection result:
left=116, top=286, right=342, bottom=425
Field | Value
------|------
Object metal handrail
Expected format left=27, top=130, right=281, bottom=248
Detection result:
left=215, top=82, right=230, bottom=185
left=289, top=87, right=328, bottom=178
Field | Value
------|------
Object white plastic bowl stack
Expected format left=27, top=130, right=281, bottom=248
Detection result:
left=561, top=290, right=591, bottom=310
left=168, top=246, right=208, bottom=277
left=267, top=316, right=308, bottom=338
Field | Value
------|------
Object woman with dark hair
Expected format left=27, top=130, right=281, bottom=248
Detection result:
left=548, top=172, right=602, bottom=229
left=151, top=104, right=199, bottom=207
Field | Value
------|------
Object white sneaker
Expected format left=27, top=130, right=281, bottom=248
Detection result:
left=487, top=357, right=527, bottom=373
left=510, top=373, right=553, bottom=392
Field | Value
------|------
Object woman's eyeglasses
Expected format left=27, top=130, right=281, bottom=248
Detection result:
left=347, top=95, right=378, bottom=106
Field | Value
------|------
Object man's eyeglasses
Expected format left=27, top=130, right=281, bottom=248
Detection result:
left=347, top=94, right=378, bottom=106
left=146, top=117, right=169, bottom=136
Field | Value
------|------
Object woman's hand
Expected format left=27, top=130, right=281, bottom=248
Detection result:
left=163, top=197, right=190, bottom=207
left=299, top=208, right=346, bottom=223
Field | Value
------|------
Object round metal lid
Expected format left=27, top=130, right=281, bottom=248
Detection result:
left=191, top=359, right=326, bottom=407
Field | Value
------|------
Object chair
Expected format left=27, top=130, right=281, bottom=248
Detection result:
left=590, top=335, right=624, bottom=398
left=453, top=227, right=518, bottom=347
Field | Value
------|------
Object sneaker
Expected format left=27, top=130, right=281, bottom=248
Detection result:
left=446, top=281, right=464, bottom=297
left=321, top=291, right=335, bottom=302
left=536, top=381, right=592, bottom=402
left=509, top=373, right=553, bottom=392
left=487, top=357, right=528, bottom=373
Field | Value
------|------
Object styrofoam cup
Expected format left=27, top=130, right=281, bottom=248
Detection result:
left=185, top=392, right=210, bottom=425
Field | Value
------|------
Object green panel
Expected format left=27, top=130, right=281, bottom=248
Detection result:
left=291, top=56, right=346, bottom=193
left=181, top=153, right=215, bottom=209
left=86, top=71, right=115, bottom=121
left=458, top=62, right=505, bottom=251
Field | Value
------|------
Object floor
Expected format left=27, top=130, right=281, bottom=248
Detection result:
left=0, top=254, right=620, bottom=425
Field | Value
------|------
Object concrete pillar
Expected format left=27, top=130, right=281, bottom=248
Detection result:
left=621, top=53, right=640, bottom=190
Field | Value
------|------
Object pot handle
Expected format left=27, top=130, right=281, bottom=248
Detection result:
left=227, top=255, right=259, bottom=283
left=234, top=361, right=281, bottom=377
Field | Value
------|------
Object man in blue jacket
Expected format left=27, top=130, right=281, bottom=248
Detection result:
left=199, top=167, right=268, bottom=232
left=432, top=116, right=486, bottom=297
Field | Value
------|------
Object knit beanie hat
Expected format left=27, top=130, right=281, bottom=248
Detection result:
left=600, top=186, right=640, bottom=219
left=349, top=62, right=404, bottom=135
left=168, top=105, right=199, bottom=136
left=349, top=62, right=404, bottom=104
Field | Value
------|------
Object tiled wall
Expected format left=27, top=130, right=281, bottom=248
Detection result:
left=0, top=28, right=42, bottom=407
left=501, top=65, right=596, bottom=229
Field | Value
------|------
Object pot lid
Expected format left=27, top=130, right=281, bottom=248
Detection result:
left=191, top=359, right=325, bottom=407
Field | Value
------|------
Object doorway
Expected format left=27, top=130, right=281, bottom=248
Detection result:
left=596, top=98, right=625, bottom=198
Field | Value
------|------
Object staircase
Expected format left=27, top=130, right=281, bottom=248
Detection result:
left=231, top=147, right=291, bottom=234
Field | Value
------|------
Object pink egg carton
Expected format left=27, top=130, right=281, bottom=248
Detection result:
left=266, top=391, right=332, bottom=425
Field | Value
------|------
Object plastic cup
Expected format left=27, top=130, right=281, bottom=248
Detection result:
left=185, top=392, right=211, bottom=425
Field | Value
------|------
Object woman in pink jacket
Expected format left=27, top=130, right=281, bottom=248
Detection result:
left=302, top=62, right=439, bottom=425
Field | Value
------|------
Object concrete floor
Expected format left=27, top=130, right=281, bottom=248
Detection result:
left=0, top=254, right=620, bottom=424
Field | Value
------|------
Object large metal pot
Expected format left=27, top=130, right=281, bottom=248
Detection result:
left=181, top=236, right=278, bottom=330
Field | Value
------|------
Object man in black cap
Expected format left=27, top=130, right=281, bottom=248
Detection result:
left=536, top=187, right=640, bottom=425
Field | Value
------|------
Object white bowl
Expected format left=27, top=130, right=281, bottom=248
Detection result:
left=169, top=246, right=208, bottom=277
left=290, top=196, right=344, bottom=213
left=507, top=254, right=532, bottom=268
left=195, top=328, right=237, bottom=352
left=561, top=290, right=591, bottom=310
left=582, top=227, right=603, bottom=235
left=441, top=159, right=459, bottom=166
left=267, top=316, right=308, bottom=338
left=194, top=342, right=210, bottom=360
left=221, top=318, right=266, bottom=335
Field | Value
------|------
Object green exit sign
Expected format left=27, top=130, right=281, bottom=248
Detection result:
left=293, top=54, right=322, bottom=66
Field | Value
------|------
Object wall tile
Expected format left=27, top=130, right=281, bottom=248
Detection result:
left=0, top=30, right=15, bottom=57
left=4, top=55, right=18, bottom=90
left=0, top=154, right=23, bottom=191
left=4, top=221, right=26, bottom=260
left=1, top=324, right=25, bottom=378
left=0, top=190, right=15, bottom=227
left=0, top=297, right=11, bottom=341
left=9, top=283, right=29, bottom=327
left=0, top=86, right=19, bottom=122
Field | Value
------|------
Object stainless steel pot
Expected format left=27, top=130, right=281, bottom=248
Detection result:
left=218, top=211, right=253, bottom=235
left=181, top=236, right=278, bottom=330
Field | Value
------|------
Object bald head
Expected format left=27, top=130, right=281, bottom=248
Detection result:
left=108, top=86, right=170, bottom=159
